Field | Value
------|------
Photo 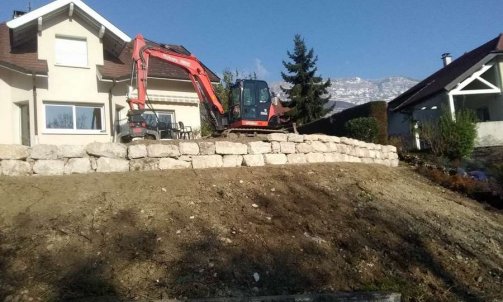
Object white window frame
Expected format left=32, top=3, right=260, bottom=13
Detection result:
left=43, top=102, right=106, bottom=134
left=54, top=36, right=89, bottom=68
left=143, top=110, right=176, bottom=126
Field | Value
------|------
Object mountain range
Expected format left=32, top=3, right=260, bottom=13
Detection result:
left=269, top=76, right=418, bottom=113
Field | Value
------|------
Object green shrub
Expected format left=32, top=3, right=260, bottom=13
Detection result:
left=344, top=117, right=379, bottom=143
left=419, top=109, right=477, bottom=160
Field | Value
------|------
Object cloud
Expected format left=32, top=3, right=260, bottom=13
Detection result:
left=254, top=58, right=269, bottom=79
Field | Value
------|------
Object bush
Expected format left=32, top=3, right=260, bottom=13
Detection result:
left=419, top=109, right=477, bottom=160
left=344, top=117, right=378, bottom=143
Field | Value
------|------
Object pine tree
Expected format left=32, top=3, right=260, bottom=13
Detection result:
left=281, top=34, right=332, bottom=125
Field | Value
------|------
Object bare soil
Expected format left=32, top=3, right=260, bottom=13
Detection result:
left=0, top=164, right=502, bottom=301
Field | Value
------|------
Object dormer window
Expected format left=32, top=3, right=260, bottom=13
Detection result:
left=55, top=36, right=88, bottom=67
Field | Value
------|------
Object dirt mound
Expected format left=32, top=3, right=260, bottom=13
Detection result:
left=0, top=164, right=502, bottom=301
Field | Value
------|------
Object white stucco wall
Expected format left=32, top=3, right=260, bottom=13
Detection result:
left=476, top=121, right=503, bottom=147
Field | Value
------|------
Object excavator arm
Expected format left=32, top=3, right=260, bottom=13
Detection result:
left=127, top=34, right=225, bottom=128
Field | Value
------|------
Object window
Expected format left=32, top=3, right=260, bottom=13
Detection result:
left=143, top=110, right=175, bottom=128
left=55, top=37, right=88, bottom=67
left=476, top=107, right=490, bottom=122
left=45, top=103, right=104, bottom=133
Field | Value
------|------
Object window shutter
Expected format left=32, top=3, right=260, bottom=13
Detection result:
left=55, top=37, right=88, bottom=67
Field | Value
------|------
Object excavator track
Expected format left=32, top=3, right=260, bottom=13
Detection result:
left=221, top=128, right=290, bottom=137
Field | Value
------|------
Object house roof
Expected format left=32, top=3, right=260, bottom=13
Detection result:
left=389, top=34, right=503, bottom=111
left=0, top=0, right=220, bottom=82
left=99, top=39, right=220, bottom=83
left=0, top=23, right=48, bottom=75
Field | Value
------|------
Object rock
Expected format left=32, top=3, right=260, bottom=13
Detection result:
left=306, top=152, right=325, bottom=163
left=130, top=158, right=160, bottom=171
left=390, top=159, right=399, bottom=167
left=280, top=142, right=296, bottom=154
left=58, top=145, right=86, bottom=158
left=287, top=133, right=304, bottom=143
left=247, top=141, right=271, bottom=154
left=338, top=144, right=349, bottom=154
left=33, top=160, right=65, bottom=175
left=128, top=144, right=147, bottom=159
left=287, top=153, right=307, bottom=164
left=1, top=160, right=32, bottom=176
left=253, top=272, right=260, bottom=282
left=30, top=144, right=59, bottom=160
left=311, top=141, right=329, bottom=153
left=340, top=137, right=352, bottom=145
left=264, top=153, right=287, bottom=165
left=326, top=142, right=339, bottom=152
left=147, top=144, right=180, bottom=158
left=65, top=158, right=92, bottom=174
left=243, top=154, right=265, bottom=167
left=192, top=155, right=223, bottom=169
left=178, top=155, right=193, bottom=162
left=223, top=155, right=243, bottom=167
left=271, top=141, right=281, bottom=153
left=266, top=133, right=287, bottom=142
left=321, top=135, right=341, bottom=143
left=198, top=142, right=216, bottom=155
left=159, top=158, right=191, bottom=169
left=324, top=153, right=342, bottom=163
left=383, top=145, right=398, bottom=153
left=215, top=141, right=247, bottom=155
left=96, top=157, right=129, bottom=173
left=361, top=157, right=374, bottom=164
left=86, top=142, right=127, bottom=158
left=179, top=142, right=199, bottom=155
left=90, top=157, right=97, bottom=170
left=0, top=144, right=30, bottom=160
left=303, top=134, right=323, bottom=141
left=296, top=143, right=314, bottom=153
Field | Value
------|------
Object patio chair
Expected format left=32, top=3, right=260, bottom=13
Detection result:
left=178, top=121, right=193, bottom=140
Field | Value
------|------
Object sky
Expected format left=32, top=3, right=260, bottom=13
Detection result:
left=1, top=0, right=503, bottom=82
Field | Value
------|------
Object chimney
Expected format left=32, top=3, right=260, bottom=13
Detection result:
left=12, top=10, right=27, bottom=19
left=441, top=53, right=452, bottom=67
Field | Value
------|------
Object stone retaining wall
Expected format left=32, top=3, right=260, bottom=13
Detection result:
left=0, top=134, right=398, bottom=176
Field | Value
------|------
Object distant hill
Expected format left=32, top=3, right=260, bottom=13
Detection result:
left=269, top=76, right=418, bottom=114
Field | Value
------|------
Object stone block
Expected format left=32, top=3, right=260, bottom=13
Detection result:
left=303, top=134, right=323, bottom=141
left=179, top=142, right=199, bottom=155
left=58, top=145, right=86, bottom=158
left=306, top=152, right=325, bottom=163
left=192, top=155, right=223, bottom=169
left=243, top=154, right=265, bottom=167
left=96, top=157, right=129, bottom=173
left=178, top=155, right=193, bottom=162
left=65, top=158, right=92, bottom=174
left=337, top=144, right=348, bottom=154
left=340, top=137, right=351, bottom=145
left=287, top=153, right=307, bottom=164
left=280, top=142, right=296, bottom=154
left=129, top=158, right=160, bottom=171
left=147, top=144, right=180, bottom=158
left=311, top=141, right=329, bottom=153
left=271, top=141, right=281, bottom=153
left=0, top=145, right=30, bottom=160
left=391, top=159, right=399, bottom=167
left=198, top=142, right=216, bottom=155
left=326, top=142, right=339, bottom=152
left=247, top=141, right=271, bottom=154
left=159, top=158, right=192, bottom=169
left=266, top=133, right=287, bottom=142
left=361, top=157, right=374, bottom=164
left=33, top=160, right=65, bottom=176
left=30, top=144, right=59, bottom=160
left=128, top=144, right=147, bottom=159
left=222, top=155, right=243, bottom=167
left=287, top=133, right=304, bottom=143
left=1, top=160, right=32, bottom=176
left=86, top=142, right=127, bottom=158
left=296, top=143, right=313, bottom=153
left=324, top=153, right=342, bottom=163
left=264, top=153, right=287, bottom=165
left=215, top=141, right=247, bottom=155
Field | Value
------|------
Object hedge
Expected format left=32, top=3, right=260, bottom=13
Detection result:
left=297, top=101, right=388, bottom=144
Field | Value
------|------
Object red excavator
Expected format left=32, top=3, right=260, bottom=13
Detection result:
left=119, top=34, right=287, bottom=142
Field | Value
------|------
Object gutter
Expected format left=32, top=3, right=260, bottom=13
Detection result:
left=0, top=62, right=48, bottom=78
left=108, top=79, right=117, bottom=142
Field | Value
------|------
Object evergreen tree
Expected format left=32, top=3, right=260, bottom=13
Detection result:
left=281, top=34, right=332, bottom=125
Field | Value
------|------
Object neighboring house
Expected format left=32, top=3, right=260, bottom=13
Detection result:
left=388, top=34, right=503, bottom=148
left=0, top=0, right=219, bottom=146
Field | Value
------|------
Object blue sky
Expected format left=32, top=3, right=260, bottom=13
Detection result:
left=1, top=0, right=503, bottom=82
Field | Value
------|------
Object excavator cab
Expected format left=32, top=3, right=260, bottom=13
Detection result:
left=228, top=80, right=273, bottom=128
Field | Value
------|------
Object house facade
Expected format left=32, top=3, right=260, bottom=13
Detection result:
left=388, top=34, right=503, bottom=148
left=0, top=0, right=219, bottom=146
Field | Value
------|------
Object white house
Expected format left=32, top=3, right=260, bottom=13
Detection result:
left=388, top=34, right=503, bottom=148
left=0, top=0, right=219, bottom=146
